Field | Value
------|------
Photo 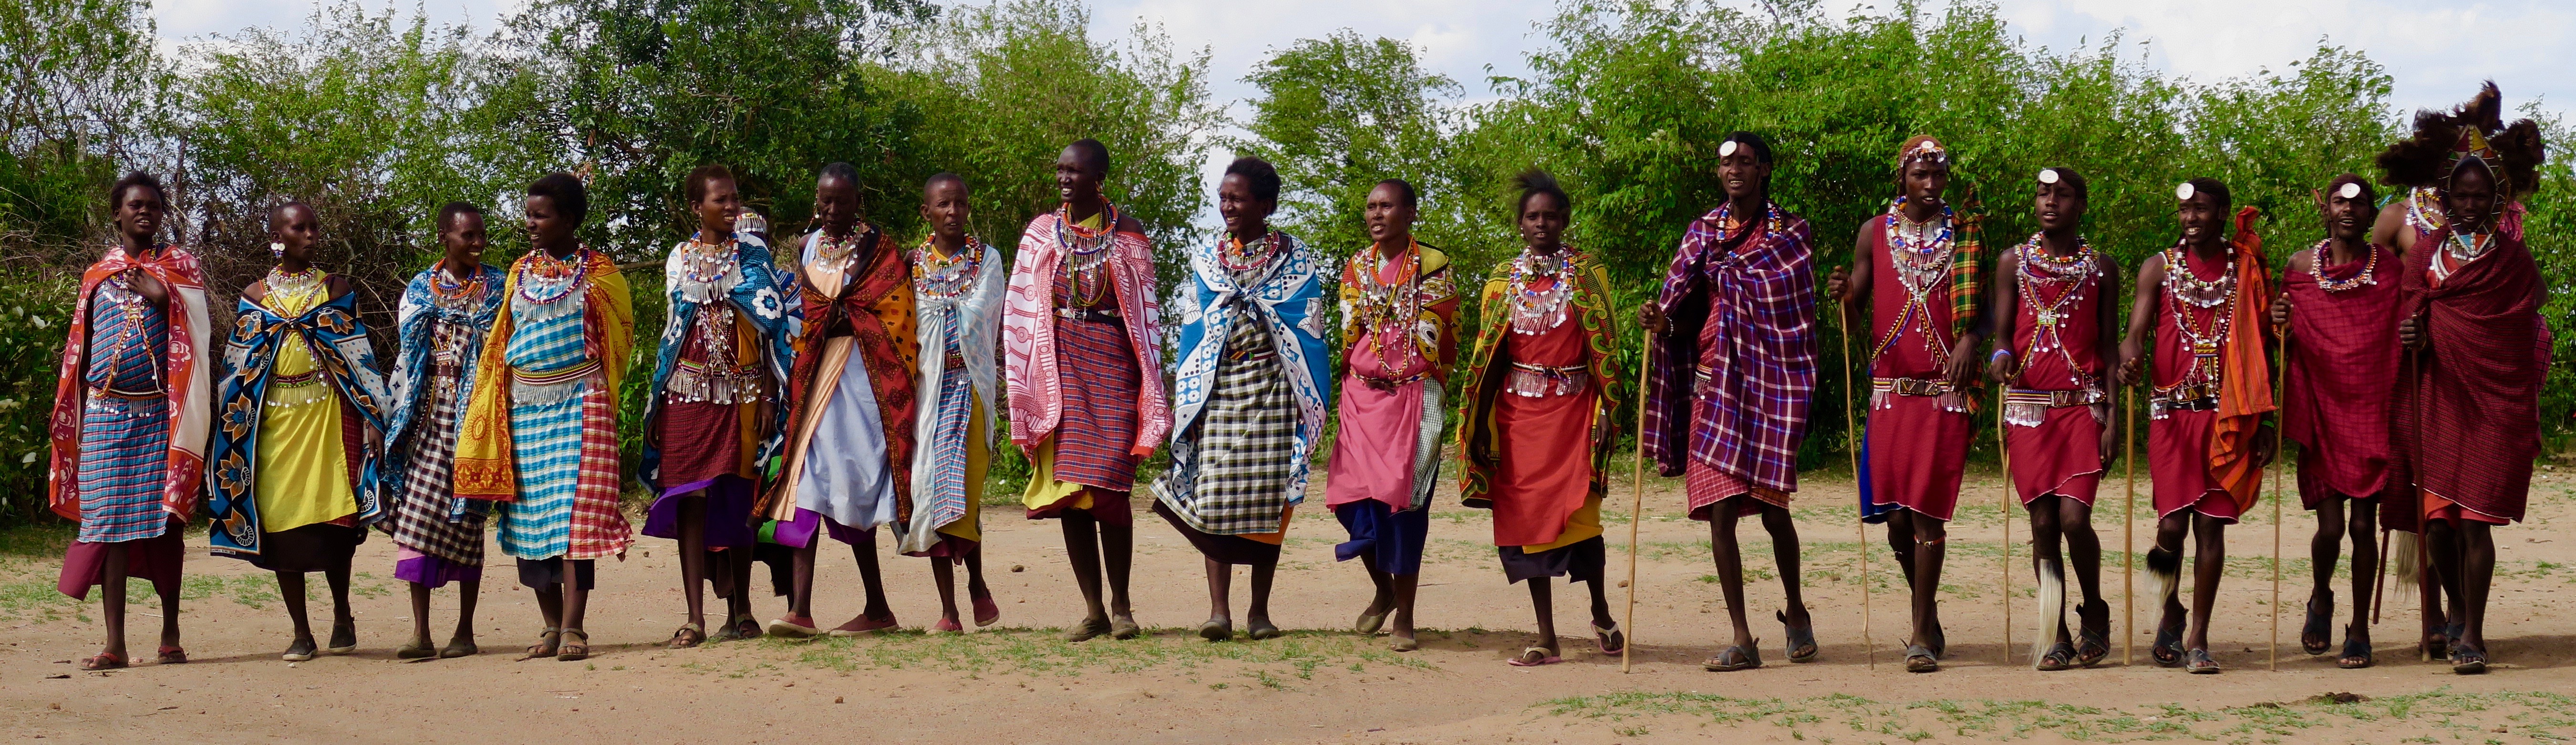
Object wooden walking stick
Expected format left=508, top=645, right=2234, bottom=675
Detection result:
left=2372, top=526, right=2389, bottom=624
left=2269, top=326, right=2286, bottom=671
left=1838, top=300, right=1873, bottom=670
left=1998, top=386, right=2013, bottom=664
left=2122, top=383, right=2137, bottom=666
left=1622, top=331, right=1655, bottom=674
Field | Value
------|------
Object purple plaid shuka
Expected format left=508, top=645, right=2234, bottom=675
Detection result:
left=1642, top=201, right=1819, bottom=494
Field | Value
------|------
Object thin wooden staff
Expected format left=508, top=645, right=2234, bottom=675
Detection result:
left=2270, top=322, right=2287, bottom=671
left=1622, top=330, right=1655, bottom=674
left=1998, top=386, right=2014, bottom=664
left=2371, top=526, right=2389, bottom=624
left=1839, top=300, right=1873, bottom=670
left=2123, top=380, right=2137, bottom=666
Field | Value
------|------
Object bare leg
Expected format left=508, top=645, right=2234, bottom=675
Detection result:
left=1528, top=578, right=1559, bottom=657
left=452, top=579, right=479, bottom=644
left=1202, top=557, right=1232, bottom=625
left=2459, top=521, right=2495, bottom=654
left=1101, top=513, right=1135, bottom=627
left=677, top=495, right=709, bottom=632
left=153, top=554, right=181, bottom=653
left=278, top=571, right=316, bottom=657
left=1709, top=504, right=1754, bottom=650
left=1061, top=512, right=1110, bottom=629
left=932, top=557, right=962, bottom=626
left=1885, top=510, right=1919, bottom=586
left=2310, top=496, right=2346, bottom=616
left=2058, top=497, right=2105, bottom=608
left=788, top=540, right=818, bottom=620
left=99, top=544, right=130, bottom=662
left=2345, top=498, right=2378, bottom=638
left=1586, top=570, right=1615, bottom=631
left=852, top=537, right=892, bottom=622
left=560, top=561, right=591, bottom=634
left=1359, top=554, right=1396, bottom=619
left=2426, top=518, right=2467, bottom=647
left=324, top=560, right=355, bottom=651
left=1390, top=571, right=1419, bottom=642
left=1247, top=562, right=1275, bottom=631
left=725, top=547, right=756, bottom=622
left=2185, top=512, right=2226, bottom=653
left=2152, top=513, right=2191, bottom=642
left=1760, top=502, right=1813, bottom=637
left=409, top=582, right=435, bottom=649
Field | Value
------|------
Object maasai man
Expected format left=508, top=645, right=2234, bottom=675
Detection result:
left=2376, top=83, right=2550, bottom=674
left=2116, top=177, right=2276, bottom=674
left=1325, top=178, right=1459, bottom=653
left=376, top=201, right=508, bottom=659
left=1986, top=167, right=2120, bottom=671
left=207, top=201, right=394, bottom=662
left=761, top=163, right=919, bottom=638
left=51, top=172, right=213, bottom=670
left=898, top=172, right=1003, bottom=633
left=1826, top=136, right=1984, bottom=673
left=1004, top=138, right=1169, bottom=642
left=2268, top=175, right=2399, bottom=670
left=1152, top=157, right=1330, bottom=642
left=1456, top=170, right=1624, bottom=666
left=1640, top=131, right=1821, bottom=673
left=453, top=173, right=636, bottom=662
left=641, top=165, right=795, bottom=647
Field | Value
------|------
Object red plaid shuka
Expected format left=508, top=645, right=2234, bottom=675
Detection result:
left=1643, top=201, right=1820, bottom=494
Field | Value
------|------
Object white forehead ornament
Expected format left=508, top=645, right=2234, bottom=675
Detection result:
left=2338, top=182, right=2363, bottom=199
left=2037, top=168, right=2060, bottom=185
left=2174, top=182, right=2195, bottom=201
left=1719, top=140, right=1740, bottom=158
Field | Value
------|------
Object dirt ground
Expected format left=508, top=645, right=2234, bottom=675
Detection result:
left=3, top=465, right=2574, bottom=744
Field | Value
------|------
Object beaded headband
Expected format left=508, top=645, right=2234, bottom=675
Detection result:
left=2449, top=127, right=2508, bottom=193
left=1899, top=138, right=1949, bottom=168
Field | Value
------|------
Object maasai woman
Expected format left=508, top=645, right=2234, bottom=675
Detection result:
left=1004, top=138, right=1169, bottom=642
left=206, top=201, right=394, bottom=662
left=2377, top=83, right=2549, bottom=674
left=641, top=165, right=795, bottom=647
left=51, top=172, right=213, bottom=670
left=376, top=201, right=507, bottom=659
left=2268, top=175, right=2399, bottom=670
left=1324, top=178, right=1458, bottom=653
left=1826, top=136, right=1984, bottom=673
left=898, top=172, right=1003, bottom=633
left=1152, top=157, right=1330, bottom=642
left=1456, top=170, right=1623, bottom=666
left=1986, top=167, right=2121, bottom=671
left=762, top=163, right=918, bottom=638
left=453, top=173, right=636, bottom=662
left=2116, top=177, right=2276, bottom=674
left=1639, top=132, right=1821, bottom=673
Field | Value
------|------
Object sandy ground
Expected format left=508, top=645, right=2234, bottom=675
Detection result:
left=3, top=465, right=2574, bottom=744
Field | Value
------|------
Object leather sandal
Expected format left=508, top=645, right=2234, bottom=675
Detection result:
left=1904, top=645, right=1938, bottom=673
left=1704, top=643, right=1762, bottom=672
left=667, top=622, right=705, bottom=650
left=155, top=645, right=188, bottom=665
left=522, top=628, right=561, bottom=659
left=1778, top=610, right=1818, bottom=663
left=556, top=629, right=590, bottom=662
left=2301, top=590, right=2334, bottom=656
left=2074, top=600, right=2111, bottom=668
left=78, top=652, right=126, bottom=671
left=2036, top=641, right=2077, bottom=671
left=2337, top=623, right=2373, bottom=669
left=2184, top=647, right=2221, bottom=674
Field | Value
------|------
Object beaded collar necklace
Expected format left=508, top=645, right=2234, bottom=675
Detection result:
left=516, top=246, right=589, bottom=306
left=1505, top=245, right=1574, bottom=335
left=2308, top=240, right=2379, bottom=293
left=912, top=236, right=983, bottom=301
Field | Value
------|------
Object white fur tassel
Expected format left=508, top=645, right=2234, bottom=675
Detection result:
left=2144, top=548, right=2183, bottom=611
left=2031, top=560, right=2067, bottom=666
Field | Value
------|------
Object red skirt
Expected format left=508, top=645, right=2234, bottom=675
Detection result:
left=2150, top=409, right=2238, bottom=522
left=656, top=400, right=744, bottom=490
left=2009, top=405, right=2104, bottom=505
left=1865, top=395, right=1970, bottom=520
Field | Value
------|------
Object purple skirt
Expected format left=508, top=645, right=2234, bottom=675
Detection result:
left=642, top=475, right=759, bottom=548
left=395, top=546, right=483, bottom=589
left=771, top=507, right=878, bottom=549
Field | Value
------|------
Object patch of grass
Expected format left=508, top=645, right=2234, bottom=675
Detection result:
left=780, top=627, right=1438, bottom=679
left=1538, top=689, right=2576, bottom=743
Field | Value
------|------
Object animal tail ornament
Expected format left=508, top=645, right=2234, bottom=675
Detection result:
left=2031, top=559, right=2067, bottom=666
left=2390, top=530, right=2422, bottom=596
left=2144, top=547, right=2183, bottom=612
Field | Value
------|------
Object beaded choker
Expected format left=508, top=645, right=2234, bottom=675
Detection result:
left=2157, top=243, right=2236, bottom=397
left=912, top=237, right=982, bottom=301
left=265, top=266, right=327, bottom=312
left=1056, top=203, right=1119, bottom=308
left=514, top=246, right=589, bottom=322
left=1505, top=246, right=1574, bottom=335
left=2013, top=233, right=2099, bottom=392
left=2308, top=240, right=2379, bottom=292
left=1220, top=231, right=1283, bottom=274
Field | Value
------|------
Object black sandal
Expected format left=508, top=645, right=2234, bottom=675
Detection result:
left=2036, top=641, right=2077, bottom=671
left=2184, top=647, right=2221, bottom=674
left=2074, top=600, right=2111, bottom=668
left=1904, top=645, right=1938, bottom=673
left=2337, top=624, right=2373, bottom=669
left=1777, top=610, right=1818, bottom=663
left=2152, top=622, right=2184, bottom=667
left=1703, top=643, right=1762, bottom=672
left=2452, top=643, right=2487, bottom=674
left=2301, top=590, right=2334, bottom=656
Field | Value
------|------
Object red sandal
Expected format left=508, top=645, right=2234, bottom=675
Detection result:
left=156, top=646, right=188, bottom=664
left=78, top=652, right=126, bottom=671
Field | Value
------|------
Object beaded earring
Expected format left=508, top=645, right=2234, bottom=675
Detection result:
left=269, top=241, right=286, bottom=259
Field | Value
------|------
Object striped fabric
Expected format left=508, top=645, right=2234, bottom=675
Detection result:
left=76, top=280, right=173, bottom=543
left=496, top=302, right=631, bottom=560
left=385, top=319, right=482, bottom=565
left=1643, top=202, right=1818, bottom=494
left=919, top=314, right=973, bottom=534
left=1153, top=301, right=1297, bottom=535
left=1047, top=271, right=1142, bottom=490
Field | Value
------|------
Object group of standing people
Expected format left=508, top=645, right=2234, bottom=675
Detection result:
left=45, top=84, right=2548, bottom=680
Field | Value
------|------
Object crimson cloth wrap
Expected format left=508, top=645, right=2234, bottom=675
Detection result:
left=1857, top=215, right=1972, bottom=522
left=1455, top=250, right=1621, bottom=545
left=2004, top=241, right=2108, bottom=506
left=2386, top=209, right=2547, bottom=528
left=2282, top=243, right=2402, bottom=508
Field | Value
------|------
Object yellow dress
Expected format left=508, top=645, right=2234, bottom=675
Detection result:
left=253, top=277, right=358, bottom=532
left=934, top=397, right=988, bottom=544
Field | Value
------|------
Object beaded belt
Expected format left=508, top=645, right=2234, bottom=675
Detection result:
left=511, top=359, right=599, bottom=406
left=667, top=357, right=767, bottom=404
left=2150, top=383, right=2216, bottom=417
left=1055, top=307, right=1122, bottom=324
left=88, top=384, right=164, bottom=401
left=1506, top=362, right=1587, bottom=397
left=2004, top=387, right=2105, bottom=427
left=1224, top=346, right=1277, bottom=363
left=1872, top=377, right=1952, bottom=397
